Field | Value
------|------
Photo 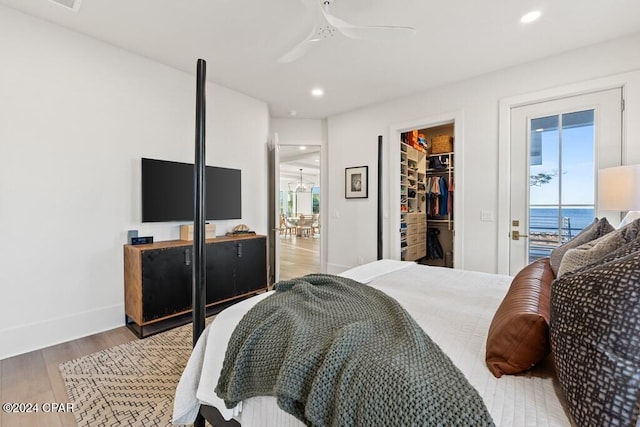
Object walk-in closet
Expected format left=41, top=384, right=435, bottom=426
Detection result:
left=400, top=123, right=455, bottom=267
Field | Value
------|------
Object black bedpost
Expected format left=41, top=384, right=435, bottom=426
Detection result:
left=193, top=58, right=207, bottom=346
left=377, top=135, right=383, bottom=260
left=193, top=58, right=207, bottom=427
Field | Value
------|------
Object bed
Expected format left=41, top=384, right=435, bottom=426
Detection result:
left=172, top=260, right=571, bottom=426
left=182, top=59, right=639, bottom=427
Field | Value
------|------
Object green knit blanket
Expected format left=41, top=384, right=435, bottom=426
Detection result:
left=215, top=274, right=494, bottom=427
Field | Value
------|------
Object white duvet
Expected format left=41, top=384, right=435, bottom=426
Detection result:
left=173, top=260, right=570, bottom=426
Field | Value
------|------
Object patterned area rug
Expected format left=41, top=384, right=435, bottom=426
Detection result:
left=60, top=322, right=201, bottom=426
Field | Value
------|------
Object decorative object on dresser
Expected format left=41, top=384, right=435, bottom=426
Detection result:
left=127, top=229, right=138, bottom=244
left=123, top=234, right=267, bottom=338
left=130, top=235, right=153, bottom=245
left=180, top=223, right=216, bottom=241
left=226, top=223, right=256, bottom=236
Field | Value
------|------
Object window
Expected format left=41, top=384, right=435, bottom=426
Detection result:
left=528, top=110, right=595, bottom=262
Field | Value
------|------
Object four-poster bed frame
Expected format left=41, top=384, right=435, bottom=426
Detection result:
left=189, top=58, right=384, bottom=427
left=179, top=64, right=637, bottom=424
left=191, top=58, right=241, bottom=427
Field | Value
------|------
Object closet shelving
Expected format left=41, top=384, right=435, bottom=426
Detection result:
left=400, top=123, right=455, bottom=267
left=400, top=138, right=427, bottom=261
left=400, top=144, right=408, bottom=257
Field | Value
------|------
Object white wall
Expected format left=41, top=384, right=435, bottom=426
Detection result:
left=271, top=118, right=325, bottom=200
left=326, top=32, right=640, bottom=274
left=0, top=6, right=269, bottom=359
left=271, top=118, right=327, bottom=148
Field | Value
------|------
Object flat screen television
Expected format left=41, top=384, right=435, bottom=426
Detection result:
left=141, top=158, right=241, bottom=222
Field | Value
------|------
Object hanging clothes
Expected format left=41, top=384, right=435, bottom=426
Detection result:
left=448, top=178, right=455, bottom=215
left=430, top=177, right=440, bottom=216
left=427, top=227, right=444, bottom=259
left=439, top=176, right=449, bottom=216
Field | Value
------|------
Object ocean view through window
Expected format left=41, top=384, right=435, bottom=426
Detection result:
left=528, top=110, right=595, bottom=262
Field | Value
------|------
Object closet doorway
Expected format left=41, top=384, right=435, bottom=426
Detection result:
left=390, top=112, right=464, bottom=268
left=277, top=145, right=321, bottom=281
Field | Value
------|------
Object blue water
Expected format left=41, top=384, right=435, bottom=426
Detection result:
left=529, top=207, right=595, bottom=236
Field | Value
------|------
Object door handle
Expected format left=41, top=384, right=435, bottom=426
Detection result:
left=511, top=230, right=529, bottom=240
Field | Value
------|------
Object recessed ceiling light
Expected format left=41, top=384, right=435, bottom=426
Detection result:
left=311, top=88, right=324, bottom=98
left=289, top=110, right=297, bottom=117
left=300, top=146, right=307, bottom=151
left=521, top=10, right=542, bottom=24
left=48, top=0, right=83, bottom=12
left=535, top=128, right=544, bottom=132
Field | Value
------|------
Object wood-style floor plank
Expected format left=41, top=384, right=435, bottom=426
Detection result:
left=0, top=237, right=318, bottom=426
left=1, top=350, right=61, bottom=427
left=41, top=341, right=88, bottom=427
left=1, top=327, right=138, bottom=427
left=278, top=234, right=320, bottom=280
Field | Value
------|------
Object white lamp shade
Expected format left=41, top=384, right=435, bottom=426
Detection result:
left=598, top=165, right=640, bottom=211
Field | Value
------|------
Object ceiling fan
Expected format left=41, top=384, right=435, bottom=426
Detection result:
left=278, top=0, right=416, bottom=63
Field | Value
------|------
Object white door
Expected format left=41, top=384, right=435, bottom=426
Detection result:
left=509, top=88, right=622, bottom=274
left=268, top=134, right=281, bottom=284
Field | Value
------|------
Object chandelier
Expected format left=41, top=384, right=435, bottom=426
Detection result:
left=288, top=168, right=314, bottom=193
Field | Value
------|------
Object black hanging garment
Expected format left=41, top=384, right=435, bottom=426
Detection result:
left=427, top=228, right=444, bottom=259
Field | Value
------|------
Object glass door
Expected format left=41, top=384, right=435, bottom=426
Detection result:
left=509, top=88, right=622, bottom=274
left=528, top=111, right=595, bottom=262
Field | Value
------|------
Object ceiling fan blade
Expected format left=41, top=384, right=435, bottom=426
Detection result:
left=321, top=6, right=416, bottom=41
left=277, top=25, right=321, bottom=63
left=336, top=24, right=416, bottom=41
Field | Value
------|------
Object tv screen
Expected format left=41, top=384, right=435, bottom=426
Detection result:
left=141, top=158, right=241, bottom=222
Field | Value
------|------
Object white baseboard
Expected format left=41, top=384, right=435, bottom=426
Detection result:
left=0, top=304, right=124, bottom=360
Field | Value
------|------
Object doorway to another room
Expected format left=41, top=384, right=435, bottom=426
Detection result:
left=278, top=145, right=321, bottom=280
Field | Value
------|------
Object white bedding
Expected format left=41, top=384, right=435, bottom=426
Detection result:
left=173, top=260, right=570, bottom=426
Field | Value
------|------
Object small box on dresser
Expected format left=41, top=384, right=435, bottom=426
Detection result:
left=180, top=223, right=216, bottom=240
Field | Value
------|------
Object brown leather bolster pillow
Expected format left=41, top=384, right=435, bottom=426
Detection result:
left=485, top=257, right=554, bottom=378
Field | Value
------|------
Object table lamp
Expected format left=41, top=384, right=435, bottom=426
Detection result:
left=598, top=164, right=640, bottom=228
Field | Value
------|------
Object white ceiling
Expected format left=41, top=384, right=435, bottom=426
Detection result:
left=279, top=145, right=320, bottom=184
left=2, top=0, right=640, bottom=119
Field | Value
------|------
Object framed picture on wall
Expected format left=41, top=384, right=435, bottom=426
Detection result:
left=345, top=166, right=368, bottom=199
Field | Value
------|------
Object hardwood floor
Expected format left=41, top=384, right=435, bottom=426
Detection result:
left=278, top=233, right=321, bottom=281
left=0, top=327, right=137, bottom=427
left=0, top=236, right=318, bottom=426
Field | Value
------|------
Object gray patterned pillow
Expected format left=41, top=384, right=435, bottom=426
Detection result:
left=549, top=217, right=613, bottom=276
left=557, top=218, right=640, bottom=277
left=567, top=235, right=640, bottom=277
left=550, top=251, right=640, bottom=426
